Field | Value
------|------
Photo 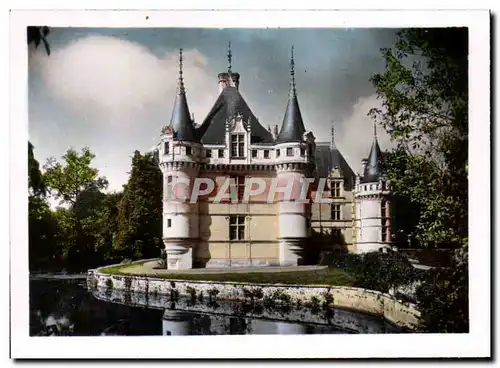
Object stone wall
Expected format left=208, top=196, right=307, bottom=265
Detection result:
left=88, top=267, right=421, bottom=330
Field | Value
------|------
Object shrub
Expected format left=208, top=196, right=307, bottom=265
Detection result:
left=105, top=278, right=113, bottom=289
left=308, top=296, right=321, bottom=312
left=322, top=291, right=334, bottom=309
left=415, top=257, right=468, bottom=333
left=186, top=286, right=197, bottom=303
left=158, top=249, right=168, bottom=268
left=271, top=289, right=291, bottom=305
left=124, top=277, right=132, bottom=290
left=342, top=251, right=418, bottom=293
left=208, top=288, right=220, bottom=300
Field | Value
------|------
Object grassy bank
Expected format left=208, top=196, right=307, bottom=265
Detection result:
left=99, top=262, right=356, bottom=287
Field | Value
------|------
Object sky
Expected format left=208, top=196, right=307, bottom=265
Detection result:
left=28, top=27, right=398, bottom=193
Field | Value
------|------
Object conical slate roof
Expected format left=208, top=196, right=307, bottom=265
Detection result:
left=362, top=133, right=383, bottom=183
left=276, top=46, right=306, bottom=143
left=168, top=49, right=197, bottom=142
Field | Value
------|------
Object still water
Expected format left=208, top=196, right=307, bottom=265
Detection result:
left=29, top=276, right=403, bottom=336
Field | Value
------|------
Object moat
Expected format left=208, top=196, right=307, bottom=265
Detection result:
left=29, top=275, right=403, bottom=336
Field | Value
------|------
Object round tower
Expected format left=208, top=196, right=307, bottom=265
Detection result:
left=159, top=49, right=201, bottom=270
left=275, top=46, right=315, bottom=266
left=354, top=124, right=392, bottom=253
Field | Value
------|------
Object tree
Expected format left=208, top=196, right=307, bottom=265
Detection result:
left=114, top=151, right=163, bottom=259
left=27, top=26, right=50, bottom=55
left=43, top=148, right=108, bottom=206
left=370, top=28, right=468, bottom=249
left=41, top=148, right=109, bottom=270
left=370, top=28, right=469, bottom=333
left=29, top=196, right=58, bottom=271
left=28, top=142, right=45, bottom=196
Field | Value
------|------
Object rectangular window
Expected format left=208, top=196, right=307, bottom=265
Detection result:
left=167, top=219, right=172, bottom=228
left=286, top=147, right=293, bottom=157
left=381, top=200, right=387, bottom=218
left=164, top=142, right=170, bottom=155
left=276, top=149, right=280, bottom=157
left=229, top=215, right=245, bottom=240
left=167, top=175, right=173, bottom=184
left=252, top=149, right=258, bottom=158
left=231, top=134, right=245, bottom=158
left=331, top=204, right=341, bottom=220
left=186, top=146, right=192, bottom=155
left=331, top=182, right=341, bottom=198
left=218, top=149, right=224, bottom=158
left=230, top=175, right=246, bottom=201
left=300, top=147, right=305, bottom=157
left=264, top=150, right=270, bottom=159
left=206, top=149, right=212, bottom=158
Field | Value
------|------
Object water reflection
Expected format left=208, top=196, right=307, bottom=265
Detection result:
left=29, top=276, right=403, bottom=336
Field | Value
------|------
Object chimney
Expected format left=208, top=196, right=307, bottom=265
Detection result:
left=218, top=72, right=240, bottom=93
left=273, top=125, right=279, bottom=140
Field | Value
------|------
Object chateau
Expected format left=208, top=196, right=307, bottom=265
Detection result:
left=158, top=47, right=392, bottom=270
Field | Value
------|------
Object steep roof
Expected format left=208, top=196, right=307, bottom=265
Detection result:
left=167, top=49, right=198, bottom=143
left=169, top=92, right=197, bottom=142
left=315, top=143, right=356, bottom=190
left=275, top=46, right=306, bottom=143
left=361, top=137, right=383, bottom=183
left=276, top=94, right=306, bottom=143
left=197, top=86, right=274, bottom=145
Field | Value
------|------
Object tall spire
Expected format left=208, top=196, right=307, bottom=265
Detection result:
left=373, top=121, right=377, bottom=139
left=227, top=41, right=235, bottom=87
left=276, top=46, right=306, bottom=143
left=177, top=48, right=185, bottom=94
left=289, top=45, right=296, bottom=97
left=330, top=122, right=336, bottom=149
left=227, top=41, right=232, bottom=74
left=169, top=48, right=197, bottom=142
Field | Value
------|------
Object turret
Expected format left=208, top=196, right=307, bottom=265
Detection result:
left=159, top=49, right=201, bottom=270
left=354, top=123, right=392, bottom=253
left=274, top=46, right=315, bottom=266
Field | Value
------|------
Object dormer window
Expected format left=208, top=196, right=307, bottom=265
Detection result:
left=264, top=150, right=270, bottom=159
left=286, top=147, right=293, bottom=157
left=186, top=146, right=192, bottom=156
left=331, top=181, right=341, bottom=198
left=231, top=134, right=245, bottom=158
left=164, top=142, right=170, bottom=155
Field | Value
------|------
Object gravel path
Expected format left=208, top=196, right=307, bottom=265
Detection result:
left=120, top=261, right=326, bottom=275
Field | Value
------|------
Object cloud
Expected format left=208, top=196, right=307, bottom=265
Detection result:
left=30, top=36, right=216, bottom=127
left=335, top=94, right=396, bottom=174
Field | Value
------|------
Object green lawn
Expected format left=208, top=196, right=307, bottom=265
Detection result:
left=99, top=263, right=356, bottom=287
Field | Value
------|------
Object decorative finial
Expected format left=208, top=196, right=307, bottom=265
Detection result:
left=178, top=48, right=185, bottom=94
left=373, top=121, right=377, bottom=139
left=289, top=45, right=296, bottom=97
left=227, top=41, right=232, bottom=74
